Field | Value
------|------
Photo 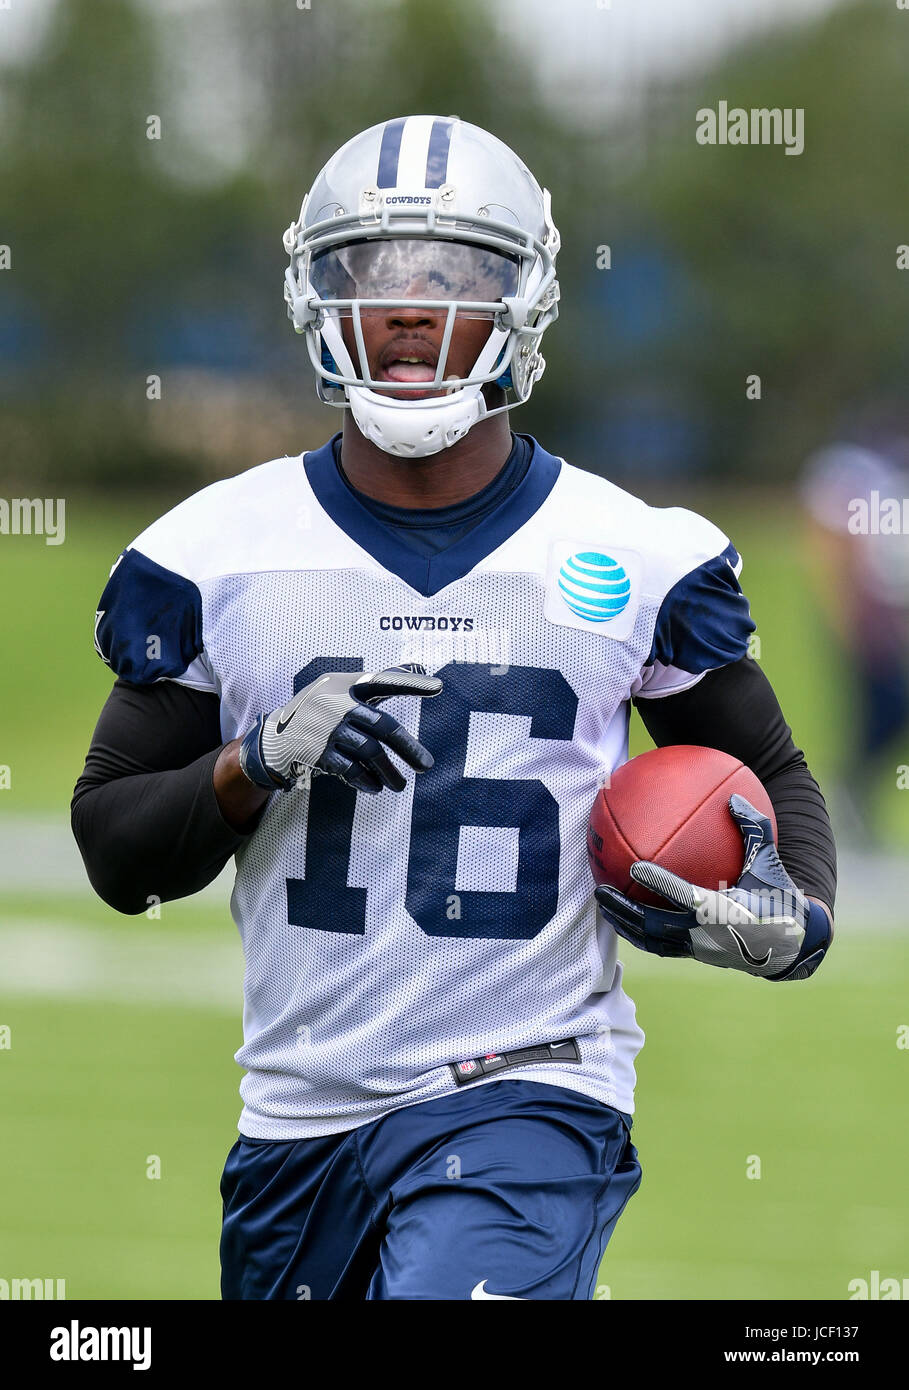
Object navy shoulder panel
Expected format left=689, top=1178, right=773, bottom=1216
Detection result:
left=94, top=548, right=204, bottom=684
left=647, top=541, right=756, bottom=674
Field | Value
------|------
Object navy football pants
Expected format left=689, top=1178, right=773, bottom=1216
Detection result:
left=220, top=1079, right=641, bottom=1300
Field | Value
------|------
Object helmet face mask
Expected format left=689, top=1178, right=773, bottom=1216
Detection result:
left=283, top=116, right=560, bottom=457
left=309, top=235, right=524, bottom=399
left=328, top=303, right=501, bottom=403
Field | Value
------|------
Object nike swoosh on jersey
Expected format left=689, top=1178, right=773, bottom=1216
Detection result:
left=727, top=924, right=772, bottom=969
left=470, top=1280, right=525, bottom=1300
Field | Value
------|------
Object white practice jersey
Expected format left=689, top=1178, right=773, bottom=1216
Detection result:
left=94, top=435, right=754, bottom=1138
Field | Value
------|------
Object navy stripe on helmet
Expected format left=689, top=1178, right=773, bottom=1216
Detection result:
left=424, top=118, right=453, bottom=188
left=376, top=117, right=407, bottom=188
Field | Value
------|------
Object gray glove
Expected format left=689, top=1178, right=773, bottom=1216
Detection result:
left=239, top=664, right=442, bottom=794
left=595, top=795, right=832, bottom=980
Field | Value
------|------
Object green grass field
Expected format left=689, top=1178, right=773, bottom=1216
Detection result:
left=2, top=907, right=905, bottom=1300
left=1, top=494, right=906, bottom=1299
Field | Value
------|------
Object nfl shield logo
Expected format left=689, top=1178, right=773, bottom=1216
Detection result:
left=457, top=1060, right=478, bottom=1076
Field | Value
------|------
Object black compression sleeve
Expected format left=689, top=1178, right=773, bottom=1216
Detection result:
left=633, top=656, right=837, bottom=913
left=71, top=679, right=258, bottom=914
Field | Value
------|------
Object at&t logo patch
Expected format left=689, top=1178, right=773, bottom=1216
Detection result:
left=544, top=541, right=643, bottom=639
left=558, top=551, right=630, bottom=622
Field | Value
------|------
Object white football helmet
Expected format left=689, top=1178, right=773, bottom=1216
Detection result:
left=283, top=115, right=560, bottom=457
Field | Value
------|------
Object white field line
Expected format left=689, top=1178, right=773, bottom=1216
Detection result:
left=0, top=815, right=234, bottom=900
left=0, top=920, right=243, bottom=1010
left=0, top=817, right=906, bottom=928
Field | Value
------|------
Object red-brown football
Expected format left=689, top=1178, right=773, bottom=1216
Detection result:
left=587, top=744, right=777, bottom=909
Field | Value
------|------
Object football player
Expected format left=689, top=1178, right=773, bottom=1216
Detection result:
left=72, top=116, right=836, bottom=1301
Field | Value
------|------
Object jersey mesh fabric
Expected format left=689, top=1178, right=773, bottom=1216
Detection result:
left=105, top=444, right=748, bottom=1138
left=204, top=563, right=659, bottom=1137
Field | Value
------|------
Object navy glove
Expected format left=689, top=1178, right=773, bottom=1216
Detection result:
left=594, top=794, right=832, bottom=981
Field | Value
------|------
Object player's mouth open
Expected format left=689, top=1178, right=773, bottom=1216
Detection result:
left=381, top=357, right=437, bottom=383
left=376, top=344, right=452, bottom=398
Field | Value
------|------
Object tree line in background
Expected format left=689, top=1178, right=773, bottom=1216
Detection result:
left=0, top=0, right=902, bottom=491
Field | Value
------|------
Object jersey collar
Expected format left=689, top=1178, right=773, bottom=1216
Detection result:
left=302, top=432, right=561, bottom=597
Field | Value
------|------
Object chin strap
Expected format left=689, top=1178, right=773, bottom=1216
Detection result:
left=346, top=381, right=489, bottom=458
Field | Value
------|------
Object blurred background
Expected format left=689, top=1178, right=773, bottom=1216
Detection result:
left=1, top=0, right=907, bottom=1300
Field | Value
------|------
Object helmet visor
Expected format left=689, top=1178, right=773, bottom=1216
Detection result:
left=310, top=237, right=520, bottom=306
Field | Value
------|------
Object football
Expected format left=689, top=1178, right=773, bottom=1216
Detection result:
left=587, top=744, right=778, bottom=909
